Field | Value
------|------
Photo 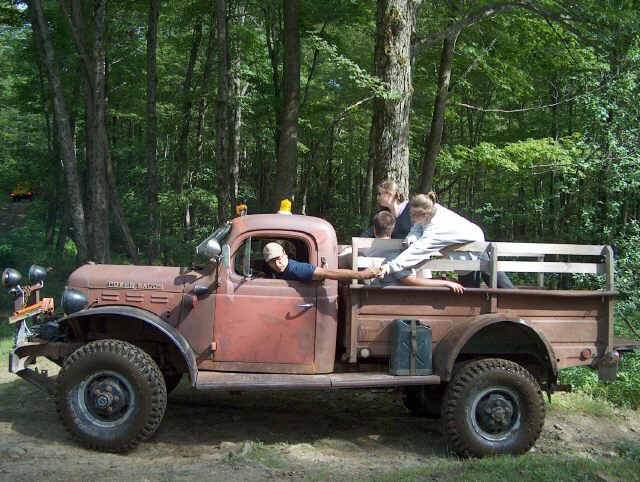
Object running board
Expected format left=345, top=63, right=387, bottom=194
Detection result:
left=195, top=371, right=440, bottom=391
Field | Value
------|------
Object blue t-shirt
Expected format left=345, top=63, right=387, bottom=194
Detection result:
left=277, top=259, right=317, bottom=283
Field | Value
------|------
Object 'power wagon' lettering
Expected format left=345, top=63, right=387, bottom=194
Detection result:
left=107, top=281, right=163, bottom=289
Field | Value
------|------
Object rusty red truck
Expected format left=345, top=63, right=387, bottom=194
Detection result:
left=3, top=213, right=636, bottom=457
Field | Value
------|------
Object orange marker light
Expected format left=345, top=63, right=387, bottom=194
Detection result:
left=278, top=199, right=292, bottom=215
left=235, top=204, right=248, bottom=216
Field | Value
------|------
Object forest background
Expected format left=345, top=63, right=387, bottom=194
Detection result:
left=1, top=1, right=640, bottom=407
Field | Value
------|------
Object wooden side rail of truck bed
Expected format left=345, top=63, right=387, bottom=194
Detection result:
left=349, top=238, right=614, bottom=290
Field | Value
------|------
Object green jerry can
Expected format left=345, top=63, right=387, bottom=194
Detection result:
left=389, top=319, right=433, bottom=375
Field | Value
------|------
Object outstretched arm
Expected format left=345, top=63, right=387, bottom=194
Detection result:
left=312, top=266, right=380, bottom=281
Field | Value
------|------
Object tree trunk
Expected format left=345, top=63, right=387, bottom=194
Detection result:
left=271, top=0, right=300, bottom=209
left=34, top=46, right=59, bottom=245
left=264, top=6, right=283, bottom=166
left=360, top=140, right=374, bottom=221
left=196, top=10, right=216, bottom=169
left=28, top=0, right=89, bottom=264
left=419, top=31, right=459, bottom=193
left=228, top=2, right=249, bottom=209
left=146, top=0, right=160, bottom=264
left=87, top=0, right=110, bottom=263
left=67, top=0, right=110, bottom=263
left=175, top=20, right=203, bottom=191
left=369, top=0, right=420, bottom=197
left=215, top=0, right=231, bottom=221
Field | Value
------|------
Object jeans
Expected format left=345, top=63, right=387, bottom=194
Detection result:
left=457, top=251, right=516, bottom=289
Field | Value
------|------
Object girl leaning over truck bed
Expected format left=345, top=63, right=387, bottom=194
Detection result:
left=377, top=192, right=515, bottom=288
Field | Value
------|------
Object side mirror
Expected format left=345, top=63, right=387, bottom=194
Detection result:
left=28, top=264, right=47, bottom=283
left=221, top=244, right=231, bottom=269
left=204, top=239, right=221, bottom=258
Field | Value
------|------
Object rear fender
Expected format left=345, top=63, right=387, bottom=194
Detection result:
left=433, top=313, right=557, bottom=386
left=58, top=305, right=198, bottom=384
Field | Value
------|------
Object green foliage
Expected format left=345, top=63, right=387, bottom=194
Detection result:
left=617, top=438, right=640, bottom=461
left=373, top=454, right=640, bottom=482
left=306, top=34, right=399, bottom=100
left=559, top=352, right=640, bottom=409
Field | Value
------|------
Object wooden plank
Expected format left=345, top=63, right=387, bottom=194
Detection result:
left=351, top=240, right=359, bottom=286
left=352, top=237, right=404, bottom=249
left=497, top=261, right=604, bottom=274
left=353, top=238, right=609, bottom=257
left=604, top=245, right=615, bottom=291
left=489, top=243, right=498, bottom=312
left=412, top=259, right=489, bottom=271
left=492, top=242, right=607, bottom=256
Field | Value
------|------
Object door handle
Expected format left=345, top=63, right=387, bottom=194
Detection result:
left=297, top=303, right=314, bottom=308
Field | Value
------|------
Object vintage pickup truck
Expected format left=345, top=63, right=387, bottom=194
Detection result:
left=2, top=213, right=634, bottom=457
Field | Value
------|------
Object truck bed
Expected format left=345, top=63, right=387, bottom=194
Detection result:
left=340, top=284, right=617, bottom=370
left=341, top=238, right=619, bottom=376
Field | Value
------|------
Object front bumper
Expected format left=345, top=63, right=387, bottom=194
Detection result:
left=9, top=340, right=81, bottom=395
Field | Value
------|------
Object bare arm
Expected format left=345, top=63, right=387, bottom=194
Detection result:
left=399, top=275, right=464, bottom=294
left=312, top=267, right=379, bottom=281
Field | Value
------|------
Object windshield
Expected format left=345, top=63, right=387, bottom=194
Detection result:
left=194, top=221, right=232, bottom=255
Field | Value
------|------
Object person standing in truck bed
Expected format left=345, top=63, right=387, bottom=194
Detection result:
left=360, top=180, right=413, bottom=239
left=263, top=242, right=380, bottom=282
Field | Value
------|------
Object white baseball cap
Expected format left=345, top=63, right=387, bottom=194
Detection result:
left=263, top=242, right=285, bottom=262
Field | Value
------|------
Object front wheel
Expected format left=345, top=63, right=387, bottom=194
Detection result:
left=442, top=358, right=545, bottom=457
left=56, top=339, right=167, bottom=452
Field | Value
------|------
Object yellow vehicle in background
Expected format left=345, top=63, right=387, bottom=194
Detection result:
left=11, top=184, right=34, bottom=202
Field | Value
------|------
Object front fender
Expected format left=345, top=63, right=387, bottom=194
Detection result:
left=58, top=305, right=198, bottom=385
left=433, top=313, right=557, bottom=383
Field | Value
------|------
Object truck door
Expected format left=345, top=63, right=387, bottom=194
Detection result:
left=213, top=233, right=318, bottom=369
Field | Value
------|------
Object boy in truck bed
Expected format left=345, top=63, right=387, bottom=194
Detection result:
left=364, top=211, right=464, bottom=293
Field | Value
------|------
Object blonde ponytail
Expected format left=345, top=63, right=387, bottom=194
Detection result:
left=409, top=192, right=438, bottom=218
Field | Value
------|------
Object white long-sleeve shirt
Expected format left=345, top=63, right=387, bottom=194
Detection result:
left=386, top=203, right=485, bottom=273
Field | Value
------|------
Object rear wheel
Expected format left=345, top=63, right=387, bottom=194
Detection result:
left=442, top=358, right=545, bottom=457
left=56, top=339, right=167, bottom=452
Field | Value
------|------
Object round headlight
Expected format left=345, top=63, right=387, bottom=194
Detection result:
left=2, top=268, right=22, bottom=289
left=62, top=288, right=89, bottom=315
left=28, top=264, right=47, bottom=283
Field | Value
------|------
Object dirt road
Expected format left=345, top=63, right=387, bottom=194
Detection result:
left=0, top=198, right=31, bottom=234
left=0, top=365, right=638, bottom=481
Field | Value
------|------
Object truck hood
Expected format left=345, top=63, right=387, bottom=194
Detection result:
left=67, top=264, right=189, bottom=293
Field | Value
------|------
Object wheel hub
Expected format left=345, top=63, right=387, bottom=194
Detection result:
left=476, top=393, right=514, bottom=432
left=87, top=378, right=128, bottom=417
left=469, top=386, right=521, bottom=441
left=77, top=370, right=135, bottom=427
